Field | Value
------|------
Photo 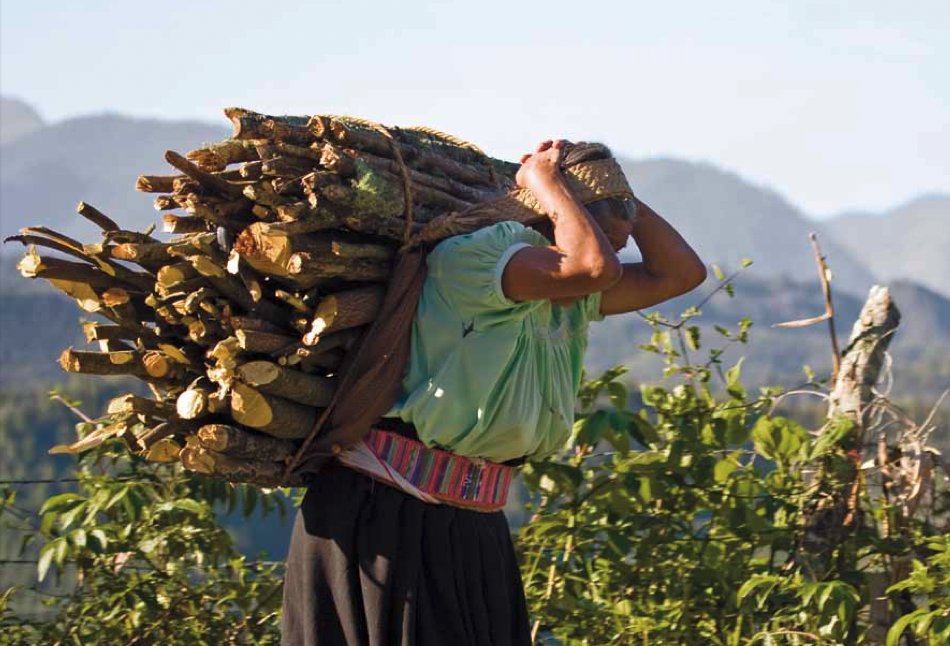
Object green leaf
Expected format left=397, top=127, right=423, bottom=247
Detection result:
left=607, top=381, right=627, bottom=409
left=740, top=258, right=753, bottom=267
left=714, top=459, right=738, bottom=482
left=752, top=416, right=776, bottom=460
left=89, top=529, right=108, bottom=552
left=39, top=493, right=83, bottom=515
left=37, top=540, right=58, bottom=582
left=686, top=326, right=701, bottom=351
left=577, top=411, right=610, bottom=447
left=725, top=357, right=744, bottom=389
left=171, top=499, right=206, bottom=515
left=69, top=529, right=87, bottom=549
left=712, top=264, right=725, bottom=281
left=887, top=609, right=929, bottom=646
left=810, top=416, right=857, bottom=459
left=724, top=411, right=750, bottom=445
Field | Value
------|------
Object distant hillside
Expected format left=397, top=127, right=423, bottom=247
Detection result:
left=824, top=194, right=950, bottom=299
left=585, top=275, right=950, bottom=400
left=0, top=97, right=44, bottom=146
left=0, top=108, right=228, bottom=240
left=619, top=158, right=878, bottom=297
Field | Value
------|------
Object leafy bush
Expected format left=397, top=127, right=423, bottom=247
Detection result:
left=0, top=417, right=288, bottom=645
left=517, top=275, right=949, bottom=645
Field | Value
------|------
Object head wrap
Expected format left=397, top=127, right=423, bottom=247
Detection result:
left=406, top=142, right=634, bottom=248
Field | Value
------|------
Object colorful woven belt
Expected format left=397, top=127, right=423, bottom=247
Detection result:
left=336, top=428, right=515, bottom=512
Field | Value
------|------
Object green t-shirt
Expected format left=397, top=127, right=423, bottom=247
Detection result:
left=387, top=221, right=604, bottom=462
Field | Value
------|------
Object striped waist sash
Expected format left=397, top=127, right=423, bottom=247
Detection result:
left=337, top=428, right=515, bottom=512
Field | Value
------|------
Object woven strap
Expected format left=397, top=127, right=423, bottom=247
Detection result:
left=338, top=429, right=515, bottom=512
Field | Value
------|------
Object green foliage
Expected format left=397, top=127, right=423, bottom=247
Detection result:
left=516, top=276, right=950, bottom=645
left=885, top=534, right=950, bottom=646
left=0, top=404, right=289, bottom=645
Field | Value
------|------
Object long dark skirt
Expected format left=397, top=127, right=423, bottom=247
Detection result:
left=281, top=461, right=533, bottom=646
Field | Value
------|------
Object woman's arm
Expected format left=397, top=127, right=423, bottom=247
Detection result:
left=599, top=198, right=707, bottom=316
left=501, top=140, right=623, bottom=302
left=600, top=199, right=706, bottom=316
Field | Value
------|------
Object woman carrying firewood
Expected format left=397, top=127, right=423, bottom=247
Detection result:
left=281, top=139, right=707, bottom=645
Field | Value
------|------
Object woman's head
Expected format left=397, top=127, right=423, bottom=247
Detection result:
left=586, top=197, right=636, bottom=253
left=529, top=196, right=635, bottom=253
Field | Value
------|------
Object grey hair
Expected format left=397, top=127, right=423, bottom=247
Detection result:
left=586, top=196, right=638, bottom=224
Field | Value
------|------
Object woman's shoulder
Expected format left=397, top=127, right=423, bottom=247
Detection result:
left=430, top=221, right=548, bottom=260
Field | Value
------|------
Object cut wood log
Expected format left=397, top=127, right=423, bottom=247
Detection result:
left=239, top=160, right=264, bottom=180
left=136, top=419, right=200, bottom=450
left=237, top=360, right=335, bottom=407
left=180, top=444, right=303, bottom=486
left=163, top=214, right=210, bottom=234
left=329, top=119, right=499, bottom=187
left=197, top=423, right=297, bottom=461
left=83, top=323, right=138, bottom=344
left=144, top=437, right=182, bottom=463
left=226, top=108, right=314, bottom=145
left=4, top=233, right=153, bottom=291
left=157, top=262, right=200, bottom=288
left=109, top=241, right=176, bottom=268
left=187, top=139, right=260, bottom=171
left=228, top=316, right=293, bottom=336
left=234, top=223, right=394, bottom=279
left=59, top=347, right=148, bottom=378
left=153, top=195, right=180, bottom=211
left=261, top=156, right=319, bottom=177
left=235, top=329, right=299, bottom=354
left=102, top=229, right=160, bottom=246
left=230, top=382, right=317, bottom=439
left=286, top=252, right=390, bottom=286
left=136, top=175, right=185, bottom=193
left=107, top=394, right=175, bottom=419
left=143, top=351, right=183, bottom=379
left=296, top=347, right=344, bottom=372
left=17, top=251, right=137, bottom=292
left=185, top=200, right=254, bottom=231
left=176, top=385, right=227, bottom=420
left=164, top=150, right=246, bottom=200
left=304, top=285, right=383, bottom=343
left=76, top=202, right=120, bottom=232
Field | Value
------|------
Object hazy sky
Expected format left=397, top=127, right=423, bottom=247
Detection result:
left=2, top=0, right=947, bottom=218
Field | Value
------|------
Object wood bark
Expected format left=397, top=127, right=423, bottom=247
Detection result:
left=180, top=444, right=304, bottom=486
left=76, top=202, right=120, bottom=232
left=237, top=360, right=335, bottom=406
left=230, top=382, right=317, bottom=439
left=162, top=213, right=210, bottom=234
left=186, top=139, right=260, bottom=171
left=197, top=423, right=297, bottom=461
left=235, top=329, right=299, bottom=354
left=304, top=286, right=383, bottom=343
left=136, top=175, right=185, bottom=193
left=135, top=419, right=199, bottom=450
left=164, top=150, right=246, bottom=200
left=59, top=347, right=148, bottom=378
left=107, top=394, right=175, bottom=419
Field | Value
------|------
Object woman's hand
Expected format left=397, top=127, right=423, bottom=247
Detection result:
left=515, top=139, right=568, bottom=192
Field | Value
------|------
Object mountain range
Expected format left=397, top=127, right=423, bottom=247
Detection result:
left=1, top=97, right=948, bottom=402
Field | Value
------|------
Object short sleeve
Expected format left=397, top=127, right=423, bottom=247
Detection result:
left=579, top=290, right=606, bottom=324
left=427, top=221, right=547, bottom=318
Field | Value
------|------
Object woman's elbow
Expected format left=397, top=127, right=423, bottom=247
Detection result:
left=587, top=255, right=623, bottom=291
left=669, top=260, right=707, bottom=296
left=686, top=261, right=708, bottom=290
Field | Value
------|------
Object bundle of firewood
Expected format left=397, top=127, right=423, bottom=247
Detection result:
left=7, top=108, right=522, bottom=487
